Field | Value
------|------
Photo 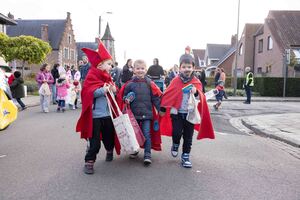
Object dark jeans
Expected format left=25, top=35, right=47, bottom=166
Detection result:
left=58, top=100, right=65, bottom=108
left=16, top=98, right=25, bottom=108
left=85, top=117, right=115, bottom=162
left=171, top=113, right=194, bottom=154
left=245, top=85, right=252, bottom=103
left=137, top=119, right=151, bottom=158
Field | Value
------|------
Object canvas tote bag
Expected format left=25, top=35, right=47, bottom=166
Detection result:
left=106, top=89, right=139, bottom=153
left=186, top=94, right=201, bottom=124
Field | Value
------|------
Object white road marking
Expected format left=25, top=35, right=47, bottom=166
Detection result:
left=215, top=131, right=229, bottom=135
left=0, top=154, right=7, bottom=158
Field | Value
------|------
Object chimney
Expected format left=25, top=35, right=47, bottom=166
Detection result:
left=41, top=24, right=49, bottom=42
left=7, top=12, right=14, bottom=20
left=231, top=34, right=237, bottom=47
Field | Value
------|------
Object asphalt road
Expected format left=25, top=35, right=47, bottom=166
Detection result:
left=0, top=102, right=299, bottom=200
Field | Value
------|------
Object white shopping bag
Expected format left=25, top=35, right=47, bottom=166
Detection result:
left=38, top=83, right=51, bottom=96
left=186, top=94, right=201, bottom=124
left=106, top=88, right=139, bottom=153
left=205, top=89, right=219, bottom=100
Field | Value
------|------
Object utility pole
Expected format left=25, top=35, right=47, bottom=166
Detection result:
left=283, top=49, right=290, bottom=97
left=233, top=0, right=241, bottom=96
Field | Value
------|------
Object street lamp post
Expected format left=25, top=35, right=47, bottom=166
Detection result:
left=99, top=11, right=112, bottom=38
left=233, top=0, right=241, bottom=96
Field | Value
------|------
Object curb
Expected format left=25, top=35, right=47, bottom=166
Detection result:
left=208, top=98, right=300, bottom=102
left=241, top=118, right=300, bottom=148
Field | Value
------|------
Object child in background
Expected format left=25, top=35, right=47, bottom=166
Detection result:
left=10, top=71, right=27, bottom=110
left=56, top=74, right=70, bottom=112
left=72, top=80, right=81, bottom=109
left=117, top=59, right=162, bottom=166
left=213, top=81, right=225, bottom=111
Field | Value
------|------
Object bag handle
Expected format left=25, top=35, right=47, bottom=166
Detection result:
left=105, top=84, right=122, bottom=117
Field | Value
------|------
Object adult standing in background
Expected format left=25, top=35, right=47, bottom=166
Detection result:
left=121, top=59, right=133, bottom=84
left=111, top=61, right=122, bottom=88
left=244, top=67, right=254, bottom=104
left=147, top=58, right=164, bottom=80
left=51, top=63, right=60, bottom=104
left=80, top=56, right=90, bottom=83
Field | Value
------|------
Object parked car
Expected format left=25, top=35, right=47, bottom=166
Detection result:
left=205, top=66, right=217, bottom=77
left=0, top=68, right=18, bottom=131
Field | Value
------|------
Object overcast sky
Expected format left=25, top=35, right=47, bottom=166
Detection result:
left=2, top=0, right=300, bottom=69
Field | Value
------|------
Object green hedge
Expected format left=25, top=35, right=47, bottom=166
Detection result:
left=24, top=80, right=39, bottom=94
left=207, top=77, right=300, bottom=97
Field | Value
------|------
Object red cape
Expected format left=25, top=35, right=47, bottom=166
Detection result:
left=116, top=79, right=163, bottom=151
left=160, top=76, right=215, bottom=140
left=76, top=67, right=121, bottom=154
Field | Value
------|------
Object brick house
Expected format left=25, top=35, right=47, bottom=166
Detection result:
left=0, top=13, right=17, bottom=67
left=215, top=47, right=236, bottom=76
left=6, top=12, right=77, bottom=74
left=236, top=24, right=262, bottom=76
left=253, top=11, right=300, bottom=77
left=192, top=49, right=206, bottom=69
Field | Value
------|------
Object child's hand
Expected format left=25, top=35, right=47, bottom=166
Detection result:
left=109, top=84, right=117, bottom=93
left=103, top=85, right=109, bottom=93
left=191, top=86, right=197, bottom=94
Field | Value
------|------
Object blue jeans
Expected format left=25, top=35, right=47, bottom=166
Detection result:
left=137, top=119, right=151, bottom=158
left=52, top=84, right=57, bottom=103
left=58, top=100, right=65, bottom=108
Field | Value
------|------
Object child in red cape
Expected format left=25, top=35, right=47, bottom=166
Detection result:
left=76, top=41, right=120, bottom=175
left=159, top=53, right=215, bottom=168
left=117, top=59, right=162, bottom=166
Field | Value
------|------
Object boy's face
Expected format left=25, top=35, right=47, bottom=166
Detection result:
left=133, top=63, right=147, bottom=78
left=97, top=59, right=113, bottom=73
left=180, top=63, right=194, bottom=77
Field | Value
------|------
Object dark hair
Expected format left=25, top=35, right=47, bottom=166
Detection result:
left=115, top=62, right=118, bottom=66
left=40, top=63, right=48, bottom=71
left=126, top=59, right=132, bottom=65
left=14, top=71, right=21, bottom=78
left=53, top=63, right=59, bottom=70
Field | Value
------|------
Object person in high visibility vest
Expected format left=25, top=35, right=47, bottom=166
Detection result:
left=243, top=67, right=254, bottom=104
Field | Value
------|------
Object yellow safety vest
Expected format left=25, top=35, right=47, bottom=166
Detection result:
left=246, top=72, right=254, bottom=87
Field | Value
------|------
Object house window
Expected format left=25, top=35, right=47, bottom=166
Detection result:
left=267, top=36, right=273, bottom=50
left=239, top=43, right=243, bottom=55
left=68, top=35, right=72, bottom=44
left=0, top=24, right=5, bottom=33
left=70, top=49, right=75, bottom=61
left=64, top=47, right=69, bottom=59
left=257, top=67, right=262, bottom=73
left=258, top=39, right=263, bottom=53
left=266, top=65, right=272, bottom=73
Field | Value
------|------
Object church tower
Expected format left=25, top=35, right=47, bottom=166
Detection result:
left=101, top=23, right=115, bottom=61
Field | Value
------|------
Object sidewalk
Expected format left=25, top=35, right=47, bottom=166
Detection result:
left=241, top=113, right=300, bottom=148
left=22, top=95, right=40, bottom=107
left=208, top=96, right=300, bottom=102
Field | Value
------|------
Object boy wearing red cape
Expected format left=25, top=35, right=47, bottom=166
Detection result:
left=160, top=53, right=215, bottom=168
left=117, top=59, right=162, bottom=166
left=76, top=41, right=120, bottom=174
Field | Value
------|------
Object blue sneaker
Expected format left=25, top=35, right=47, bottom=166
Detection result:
left=171, top=143, right=179, bottom=157
left=181, top=153, right=192, bottom=168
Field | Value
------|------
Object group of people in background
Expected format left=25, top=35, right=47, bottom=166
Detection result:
left=36, top=62, right=82, bottom=113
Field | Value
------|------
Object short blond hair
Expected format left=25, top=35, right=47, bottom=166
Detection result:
left=133, top=59, right=147, bottom=69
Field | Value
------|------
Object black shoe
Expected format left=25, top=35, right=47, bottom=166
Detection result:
left=144, top=158, right=152, bottom=166
left=243, top=101, right=250, bottom=104
left=84, top=161, right=94, bottom=174
left=53, top=102, right=57, bottom=105
left=21, top=106, right=27, bottom=110
left=105, top=151, right=113, bottom=162
left=62, top=108, right=65, bottom=112
left=171, top=143, right=179, bottom=157
left=56, top=108, right=60, bottom=112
